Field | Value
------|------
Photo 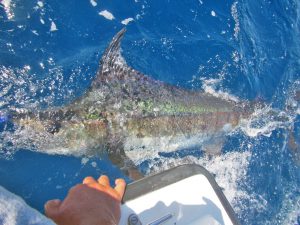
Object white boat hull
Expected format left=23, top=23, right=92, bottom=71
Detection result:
left=120, top=164, right=240, bottom=225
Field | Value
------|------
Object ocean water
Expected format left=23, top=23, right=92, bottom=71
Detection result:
left=0, top=0, right=300, bottom=224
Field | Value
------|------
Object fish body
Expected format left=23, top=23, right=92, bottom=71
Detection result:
left=11, top=29, right=251, bottom=168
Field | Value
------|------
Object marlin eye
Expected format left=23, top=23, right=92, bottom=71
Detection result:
left=45, top=121, right=61, bottom=134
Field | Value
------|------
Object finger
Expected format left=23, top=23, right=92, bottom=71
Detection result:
left=97, top=175, right=110, bottom=186
left=44, top=199, right=62, bottom=219
left=114, top=178, right=126, bottom=199
left=83, top=176, right=96, bottom=185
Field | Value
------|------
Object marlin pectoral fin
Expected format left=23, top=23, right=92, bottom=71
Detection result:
left=107, top=141, right=143, bottom=180
left=202, top=135, right=225, bottom=155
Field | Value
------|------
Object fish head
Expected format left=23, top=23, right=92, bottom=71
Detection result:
left=12, top=110, right=108, bottom=155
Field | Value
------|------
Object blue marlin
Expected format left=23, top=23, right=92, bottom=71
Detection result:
left=9, top=29, right=254, bottom=177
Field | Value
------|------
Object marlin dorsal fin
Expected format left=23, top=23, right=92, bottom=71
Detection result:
left=92, top=28, right=161, bottom=91
left=100, top=28, right=127, bottom=71
left=92, top=28, right=142, bottom=89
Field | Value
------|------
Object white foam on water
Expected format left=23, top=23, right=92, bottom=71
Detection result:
left=0, top=186, right=55, bottom=225
left=31, top=30, right=39, bottom=35
left=81, top=157, right=89, bottom=165
left=37, top=1, right=44, bottom=8
left=0, top=66, right=36, bottom=109
left=91, top=161, right=97, bottom=168
left=39, top=62, right=45, bottom=69
left=90, top=0, right=97, bottom=7
left=135, top=14, right=141, bottom=20
left=272, top=194, right=300, bottom=225
left=232, top=50, right=240, bottom=63
left=144, top=150, right=258, bottom=214
left=211, top=10, right=216, bottom=17
left=202, top=78, right=240, bottom=102
left=121, top=17, right=134, bottom=25
left=50, top=21, right=58, bottom=32
left=1, top=0, right=14, bottom=19
left=99, top=10, right=115, bottom=20
left=197, top=152, right=251, bottom=205
left=1, top=0, right=11, bottom=8
left=231, top=1, right=240, bottom=40
left=239, top=107, right=294, bottom=138
left=23, top=65, right=31, bottom=71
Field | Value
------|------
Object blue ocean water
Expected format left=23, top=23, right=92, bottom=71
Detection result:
left=0, top=0, right=300, bottom=224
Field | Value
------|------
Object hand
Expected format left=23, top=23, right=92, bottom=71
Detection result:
left=44, top=175, right=126, bottom=225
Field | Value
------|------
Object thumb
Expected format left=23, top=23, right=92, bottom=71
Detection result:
left=44, top=199, right=62, bottom=219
